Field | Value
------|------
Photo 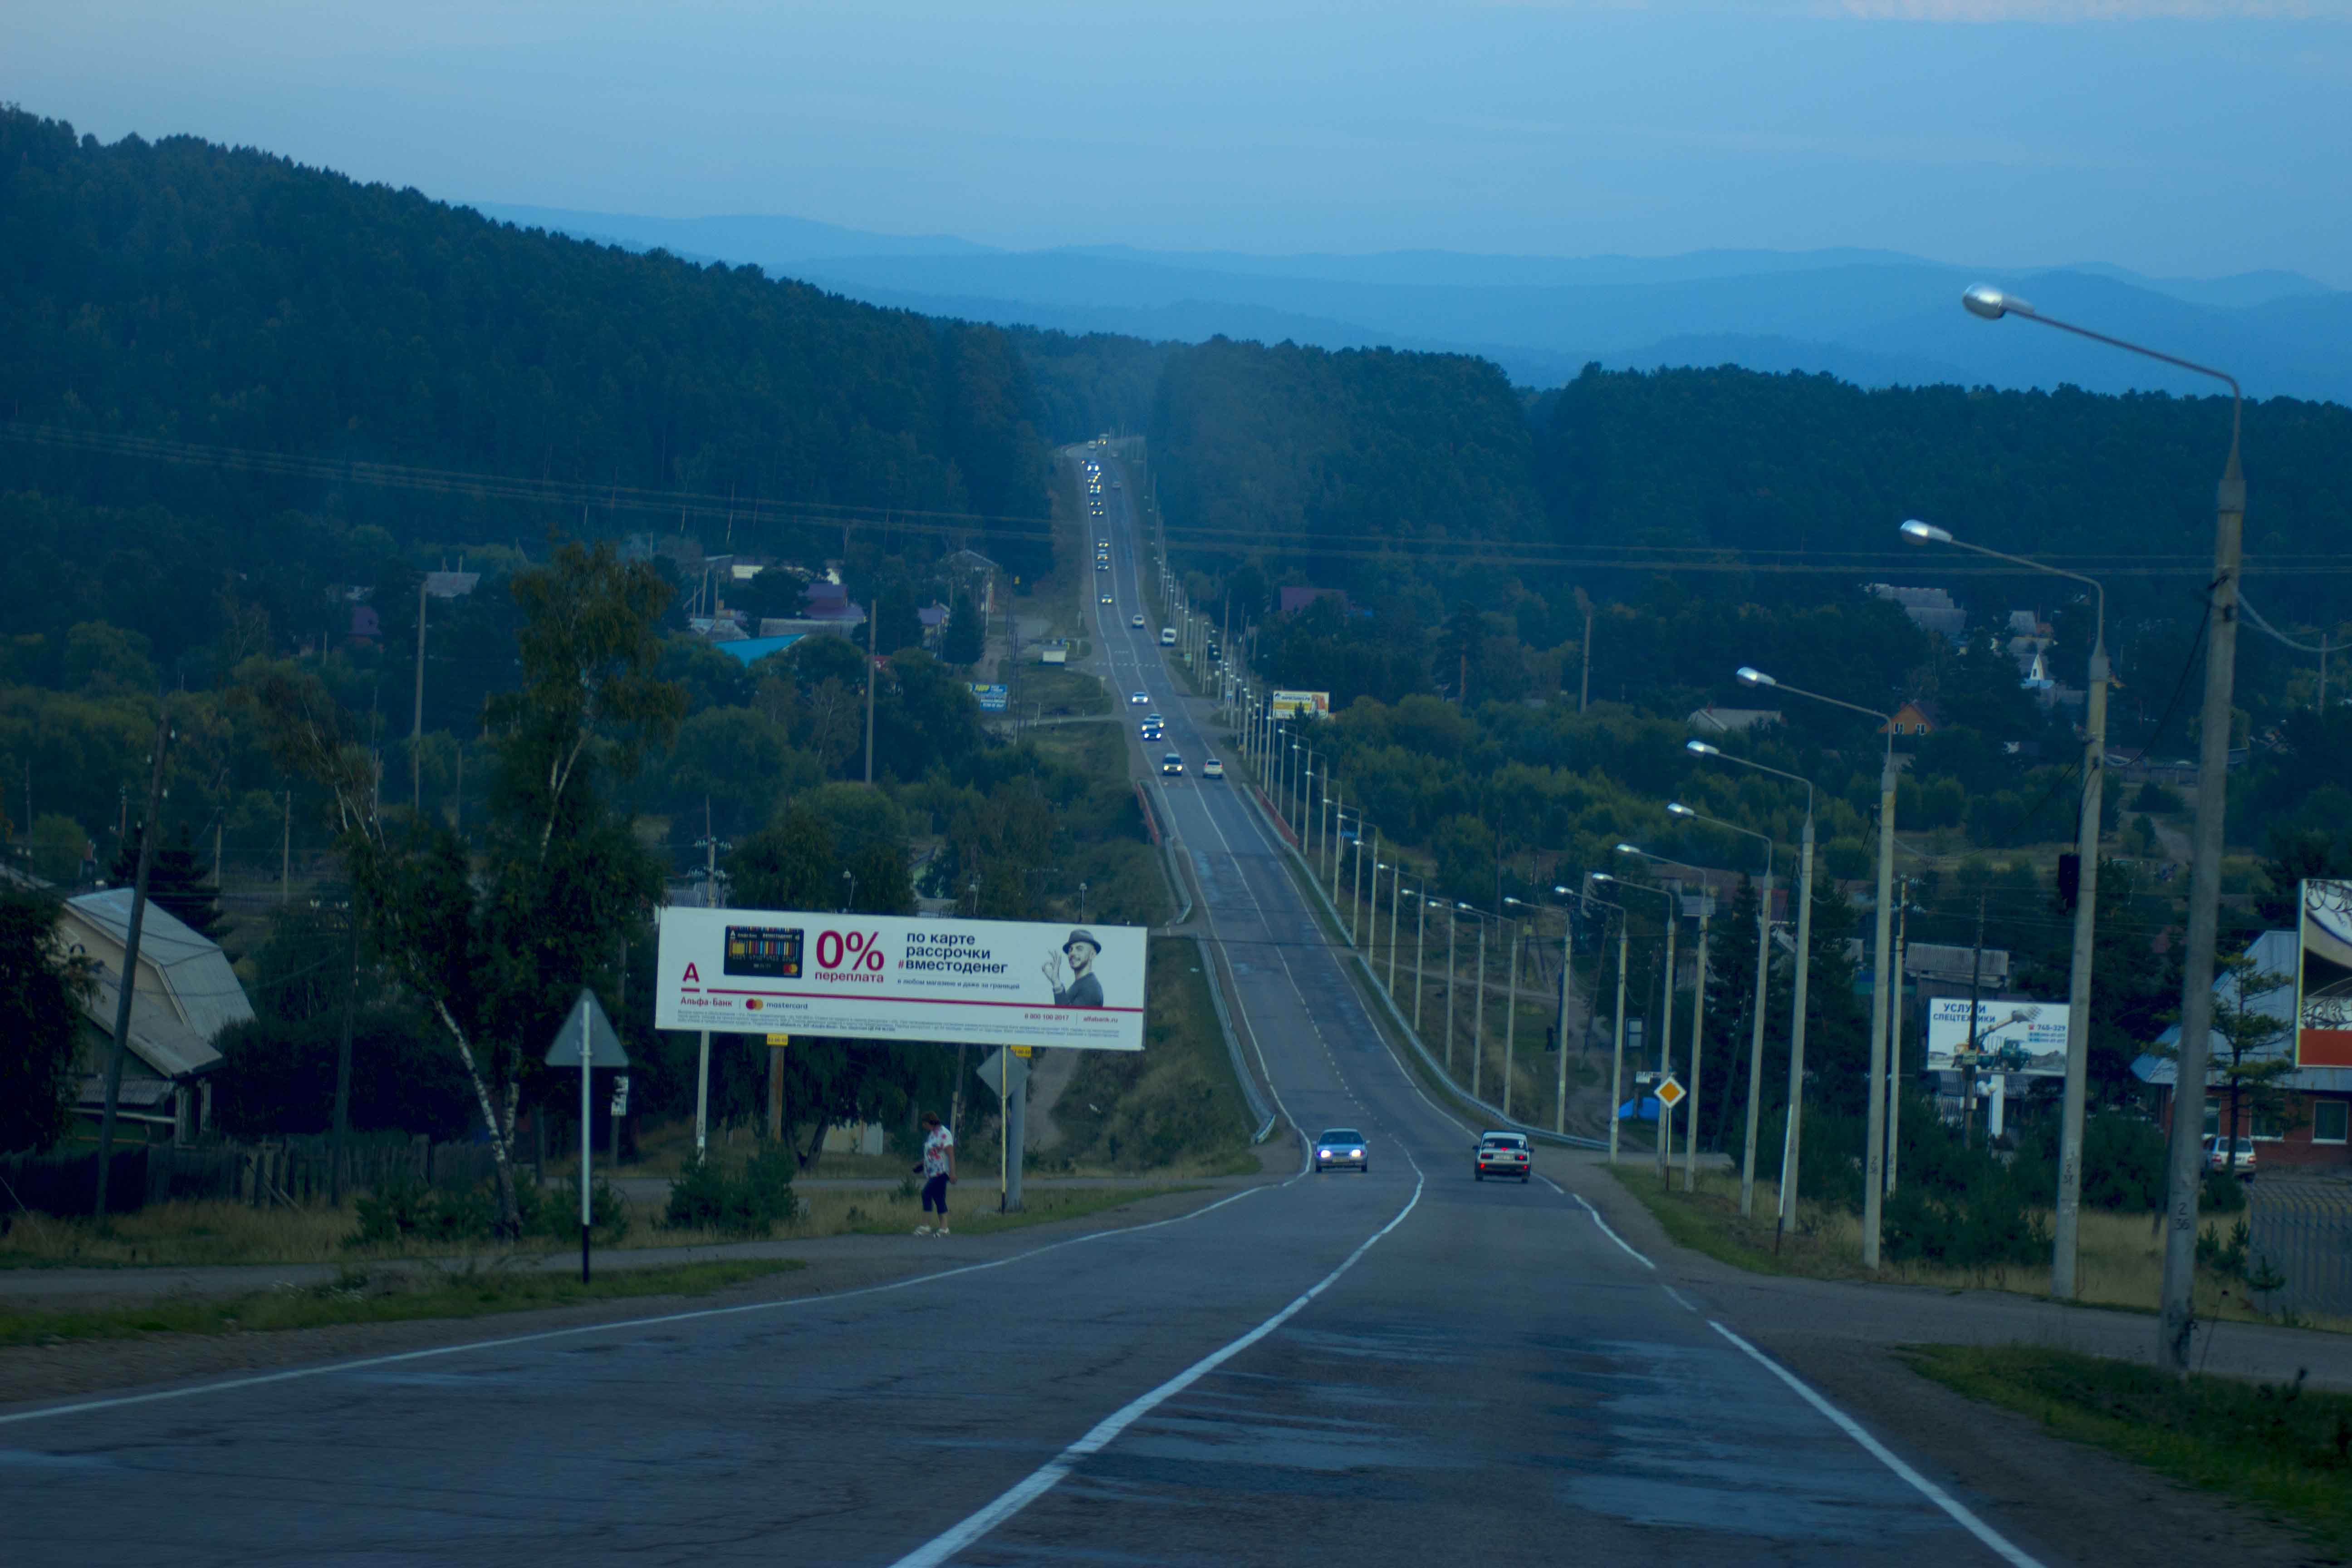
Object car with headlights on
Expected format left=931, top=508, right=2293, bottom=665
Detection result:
left=1475, top=1131, right=1532, bottom=1182
left=1314, top=1127, right=1368, bottom=1173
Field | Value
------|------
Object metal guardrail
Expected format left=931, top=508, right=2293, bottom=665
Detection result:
left=2250, top=1179, right=2352, bottom=1321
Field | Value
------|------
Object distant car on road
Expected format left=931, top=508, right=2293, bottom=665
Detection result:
left=1161, top=751, right=1184, bottom=775
left=1141, top=723, right=1162, bottom=741
left=1129, top=691, right=1148, bottom=705
left=1314, top=1128, right=1368, bottom=1173
left=2204, top=1134, right=2258, bottom=1178
left=1098, top=538, right=1110, bottom=549
left=1130, top=613, right=1146, bottom=629
left=1101, top=593, right=1113, bottom=604
left=1202, top=757, right=1224, bottom=779
left=1159, top=627, right=1177, bottom=646
left=1475, top=1131, right=1532, bottom=1183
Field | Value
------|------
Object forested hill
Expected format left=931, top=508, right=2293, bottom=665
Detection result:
left=0, top=108, right=1048, bottom=551
left=1148, top=338, right=1545, bottom=586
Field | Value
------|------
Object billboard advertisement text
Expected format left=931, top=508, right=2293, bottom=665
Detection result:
left=1924, top=998, right=2067, bottom=1076
left=656, top=910, right=1147, bottom=1051
left=2297, top=879, right=2352, bottom=1068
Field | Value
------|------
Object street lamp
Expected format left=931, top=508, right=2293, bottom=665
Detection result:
left=1964, top=282, right=2244, bottom=1371
left=1509, top=883, right=1583, bottom=1136
left=1738, top=666, right=1898, bottom=1272
left=1903, top=516, right=2109, bottom=1300
left=1687, top=739, right=1817, bottom=1235
left=1598, top=860, right=1679, bottom=1182
left=1401, top=879, right=1431, bottom=1033
left=1628, top=840, right=1740, bottom=1194
left=1584, top=875, right=1632, bottom=1166
left=1454, top=902, right=1496, bottom=1103
left=1382, top=862, right=1403, bottom=995
left=1669, top=802, right=1777, bottom=1217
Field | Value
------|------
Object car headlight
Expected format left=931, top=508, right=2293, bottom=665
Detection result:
left=1350, top=1149, right=1363, bottom=1158
left=1318, top=1149, right=1331, bottom=1158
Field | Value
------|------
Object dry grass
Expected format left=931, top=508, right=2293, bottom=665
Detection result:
left=0, top=1180, right=1196, bottom=1272
left=1615, top=1166, right=2352, bottom=1333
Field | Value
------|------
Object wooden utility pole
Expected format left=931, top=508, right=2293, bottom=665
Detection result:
left=280, top=789, right=291, bottom=903
left=95, top=708, right=171, bottom=1218
left=1576, top=588, right=1594, bottom=714
left=864, top=588, right=879, bottom=786
left=330, top=890, right=358, bottom=1205
left=411, top=578, right=428, bottom=813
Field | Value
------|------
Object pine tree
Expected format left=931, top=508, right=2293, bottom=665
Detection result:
left=108, top=825, right=222, bottom=940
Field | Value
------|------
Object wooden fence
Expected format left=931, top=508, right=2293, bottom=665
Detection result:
left=2, top=1135, right=509, bottom=1218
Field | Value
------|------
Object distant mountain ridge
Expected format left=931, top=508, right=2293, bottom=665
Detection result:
left=471, top=203, right=2349, bottom=404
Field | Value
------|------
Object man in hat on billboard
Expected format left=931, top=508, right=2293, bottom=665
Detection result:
left=1043, top=928, right=1107, bottom=1009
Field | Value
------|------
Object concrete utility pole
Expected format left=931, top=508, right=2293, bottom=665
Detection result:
left=1743, top=865, right=1774, bottom=1218
left=1658, top=897, right=1677, bottom=1181
left=280, top=788, right=291, bottom=904
left=1685, top=904, right=1710, bottom=1192
left=411, top=578, right=427, bottom=813
left=1888, top=878, right=1910, bottom=1198
left=1781, top=811, right=1816, bottom=1244
left=1471, top=914, right=1489, bottom=1101
left=1444, top=905, right=1459, bottom=1072
left=330, top=888, right=358, bottom=1206
left=1553, top=898, right=1574, bottom=1136
left=1502, top=920, right=1521, bottom=1117
left=1956, top=281, right=2241, bottom=1371
left=864, top=588, right=879, bottom=786
left=95, top=707, right=171, bottom=1219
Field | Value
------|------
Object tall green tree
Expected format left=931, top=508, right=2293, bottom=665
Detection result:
left=244, top=540, right=683, bottom=1235
left=0, top=887, right=94, bottom=1152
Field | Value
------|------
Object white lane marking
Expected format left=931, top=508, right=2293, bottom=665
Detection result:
left=1573, top=1193, right=1657, bottom=1271
left=1662, top=1284, right=1698, bottom=1314
left=888, top=1167, right=1428, bottom=1568
left=0, top=1182, right=1279, bottom=1430
left=1709, top=1321, right=2050, bottom=1568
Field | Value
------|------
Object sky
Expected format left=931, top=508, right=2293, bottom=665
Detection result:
left=11, top=0, right=2352, bottom=283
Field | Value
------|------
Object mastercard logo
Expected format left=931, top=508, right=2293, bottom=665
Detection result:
left=745, top=999, right=764, bottom=1011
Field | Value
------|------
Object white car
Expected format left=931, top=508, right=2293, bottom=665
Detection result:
left=1475, top=1131, right=1532, bottom=1183
left=1159, top=627, right=1176, bottom=646
left=1202, top=757, right=1225, bottom=779
left=1130, top=691, right=1149, bottom=705
left=1130, top=614, right=1146, bottom=629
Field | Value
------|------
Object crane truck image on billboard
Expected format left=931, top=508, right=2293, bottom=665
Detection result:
left=656, top=909, right=1148, bottom=1051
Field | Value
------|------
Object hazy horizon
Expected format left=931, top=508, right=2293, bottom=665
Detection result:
left=13, top=2, right=2352, bottom=288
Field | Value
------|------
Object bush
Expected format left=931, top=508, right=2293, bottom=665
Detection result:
left=663, top=1144, right=799, bottom=1236
left=2132, top=781, right=2186, bottom=814
left=347, top=1174, right=627, bottom=1247
left=2203, top=1168, right=2249, bottom=1214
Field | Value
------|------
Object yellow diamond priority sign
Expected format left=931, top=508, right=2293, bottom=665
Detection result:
left=1654, top=1074, right=1686, bottom=1110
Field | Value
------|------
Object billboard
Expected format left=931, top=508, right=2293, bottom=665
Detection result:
left=970, top=683, right=1009, bottom=712
left=1270, top=690, right=1331, bottom=718
left=655, top=909, right=1147, bottom=1051
left=2296, top=880, right=2352, bottom=1068
left=1924, top=998, right=2068, bottom=1076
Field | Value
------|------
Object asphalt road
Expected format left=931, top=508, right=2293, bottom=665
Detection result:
left=0, top=449, right=2058, bottom=1567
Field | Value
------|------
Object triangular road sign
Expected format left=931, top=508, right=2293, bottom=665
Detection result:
left=545, top=987, right=629, bottom=1068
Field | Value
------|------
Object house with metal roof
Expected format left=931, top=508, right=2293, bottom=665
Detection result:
left=58, top=889, right=253, bottom=1142
left=2133, top=929, right=2352, bottom=1170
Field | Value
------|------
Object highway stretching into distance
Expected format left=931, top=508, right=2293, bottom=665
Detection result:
left=0, top=452, right=2056, bottom=1566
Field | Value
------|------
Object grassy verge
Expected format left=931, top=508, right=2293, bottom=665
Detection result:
left=1043, top=936, right=1259, bottom=1174
left=813, top=1182, right=1198, bottom=1236
left=1610, top=1166, right=2352, bottom=1330
left=0, top=1258, right=806, bottom=1348
left=1906, top=1344, right=2352, bottom=1554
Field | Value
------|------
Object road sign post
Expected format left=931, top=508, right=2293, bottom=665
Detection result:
left=978, top=1046, right=1029, bottom=1213
left=545, top=989, right=627, bottom=1284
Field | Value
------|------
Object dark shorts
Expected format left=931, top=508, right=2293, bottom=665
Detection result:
left=921, top=1175, right=950, bottom=1214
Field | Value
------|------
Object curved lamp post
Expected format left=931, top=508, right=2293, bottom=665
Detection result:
left=1903, top=517, right=2109, bottom=1300
left=1583, top=874, right=1632, bottom=1166
left=1669, top=802, right=1777, bottom=1216
left=1687, top=739, right=1817, bottom=1240
left=1596, top=862, right=1679, bottom=1181
left=1738, top=666, right=1898, bottom=1272
left=1963, top=283, right=2243, bottom=1369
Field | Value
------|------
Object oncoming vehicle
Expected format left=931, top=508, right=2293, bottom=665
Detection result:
left=1161, top=751, right=1184, bottom=775
left=1314, top=1128, right=1368, bottom=1173
left=1202, top=756, right=1225, bottom=779
left=1475, top=1131, right=1532, bottom=1183
left=1140, top=719, right=1162, bottom=740
left=1129, top=691, right=1149, bottom=705
left=1101, top=593, right=1114, bottom=605
left=1130, top=613, right=1146, bottom=629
